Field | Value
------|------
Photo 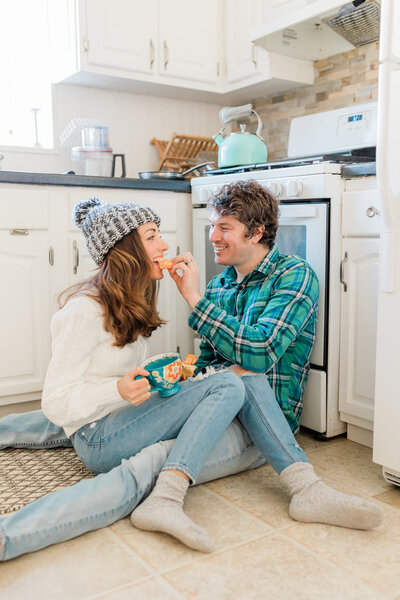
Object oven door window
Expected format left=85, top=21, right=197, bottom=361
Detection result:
left=277, top=202, right=328, bottom=368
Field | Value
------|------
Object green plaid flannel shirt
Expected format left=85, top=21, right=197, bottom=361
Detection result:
left=188, top=243, right=320, bottom=433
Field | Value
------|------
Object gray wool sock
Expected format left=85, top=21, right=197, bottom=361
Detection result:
left=280, top=462, right=383, bottom=530
left=130, top=471, right=214, bottom=553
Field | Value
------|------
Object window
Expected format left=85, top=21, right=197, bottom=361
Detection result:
left=0, top=1, right=53, bottom=149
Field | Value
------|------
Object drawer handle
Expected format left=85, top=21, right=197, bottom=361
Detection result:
left=73, top=240, right=79, bottom=275
left=340, top=251, right=348, bottom=292
left=366, top=205, right=380, bottom=218
left=10, top=228, right=29, bottom=235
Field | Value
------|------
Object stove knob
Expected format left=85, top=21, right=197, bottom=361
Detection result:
left=286, top=180, right=303, bottom=197
left=266, top=182, right=282, bottom=198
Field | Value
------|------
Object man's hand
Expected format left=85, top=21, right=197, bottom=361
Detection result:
left=117, top=368, right=151, bottom=406
left=169, top=252, right=202, bottom=310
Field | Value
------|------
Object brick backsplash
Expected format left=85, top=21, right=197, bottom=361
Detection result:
left=246, top=42, right=379, bottom=161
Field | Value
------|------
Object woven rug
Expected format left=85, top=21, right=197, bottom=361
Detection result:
left=0, top=448, right=93, bottom=515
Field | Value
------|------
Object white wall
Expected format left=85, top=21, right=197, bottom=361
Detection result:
left=0, top=83, right=222, bottom=176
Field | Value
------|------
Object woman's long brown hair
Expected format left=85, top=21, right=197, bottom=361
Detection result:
left=57, top=229, right=166, bottom=347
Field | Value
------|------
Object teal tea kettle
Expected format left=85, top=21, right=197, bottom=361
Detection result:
left=214, top=104, right=267, bottom=168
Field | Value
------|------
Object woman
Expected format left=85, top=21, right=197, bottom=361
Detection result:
left=0, top=197, right=250, bottom=560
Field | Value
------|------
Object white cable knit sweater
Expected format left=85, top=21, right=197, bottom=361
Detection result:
left=42, top=294, right=149, bottom=437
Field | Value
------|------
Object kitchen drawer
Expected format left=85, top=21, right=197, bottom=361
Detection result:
left=342, top=189, right=381, bottom=236
left=0, top=187, right=49, bottom=229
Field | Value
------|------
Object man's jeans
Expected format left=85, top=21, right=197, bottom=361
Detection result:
left=0, top=374, right=308, bottom=561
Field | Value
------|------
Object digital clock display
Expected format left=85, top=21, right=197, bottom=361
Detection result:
left=348, top=114, right=363, bottom=122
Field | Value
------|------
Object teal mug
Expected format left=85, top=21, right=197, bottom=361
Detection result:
left=137, top=352, right=182, bottom=397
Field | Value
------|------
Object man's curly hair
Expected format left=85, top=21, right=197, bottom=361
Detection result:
left=207, top=180, right=279, bottom=248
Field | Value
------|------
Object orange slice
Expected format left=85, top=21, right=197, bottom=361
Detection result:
left=158, top=259, right=174, bottom=270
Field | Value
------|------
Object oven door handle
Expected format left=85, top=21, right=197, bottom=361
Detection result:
left=279, top=205, right=317, bottom=219
left=340, top=251, right=348, bottom=292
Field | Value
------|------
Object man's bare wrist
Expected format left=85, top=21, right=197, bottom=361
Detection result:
left=187, top=294, right=202, bottom=310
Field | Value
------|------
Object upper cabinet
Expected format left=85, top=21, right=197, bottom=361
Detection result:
left=84, top=0, right=158, bottom=77
left=48, top=0, right=315, bottom=101
left=158, top=0, right=220, bottom=85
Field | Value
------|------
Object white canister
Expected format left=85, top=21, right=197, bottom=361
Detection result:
left=71, top=147, right=113, bottom=177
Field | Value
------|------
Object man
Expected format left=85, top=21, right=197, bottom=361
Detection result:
left=0, top=182, right=381, bottom=561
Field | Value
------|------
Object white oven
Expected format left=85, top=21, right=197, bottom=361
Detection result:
left=191, top=103, right=377, bottom=437
left=192, top=167, right=344, bottom=436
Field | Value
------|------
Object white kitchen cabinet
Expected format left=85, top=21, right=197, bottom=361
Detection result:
left=226, top=0, right=267, bottom=85
left=0, top=183, right=193, bottom=407
left=48, top=0, right=313, bottom=100
left=339, top=182, right=380, bottom=448
left=0, top=188, right=52, bottom=405
left=49, top=0, right=223, bottom=94
left=85, top=0, right=158, bottom=76
left=158, top=0, right=219, bottom=85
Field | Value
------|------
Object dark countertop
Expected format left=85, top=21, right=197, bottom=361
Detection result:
left=0, top=171, right=191, bottom=193
left=341, top=162, right=376, bottom=178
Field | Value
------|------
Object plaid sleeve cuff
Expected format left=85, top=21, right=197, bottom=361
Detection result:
left=188, top=296, right=222, bottom=337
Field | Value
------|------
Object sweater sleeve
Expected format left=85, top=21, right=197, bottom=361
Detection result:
left=42, top=296, right=124, bottom=430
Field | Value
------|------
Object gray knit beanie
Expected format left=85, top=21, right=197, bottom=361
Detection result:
left=72, top=198, right=161, bottom=265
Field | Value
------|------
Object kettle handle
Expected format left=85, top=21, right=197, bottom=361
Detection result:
left=252, top=109, right=263, bottom=139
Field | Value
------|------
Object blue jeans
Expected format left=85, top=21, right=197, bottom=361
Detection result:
left=0, top=374, right=308, bottom=561
left=70, top=370, right=245, bottom=481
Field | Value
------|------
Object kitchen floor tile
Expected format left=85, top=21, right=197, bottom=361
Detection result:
left=163, top=533, right=386, bottom=600
left=204, top=463, right=294, bottom=529
left=284, top=501, right=400, bottom=597
left=296, top=428, right=347, bottom=453
left=373, top=488, right=400, bottom=509
left=110, top=484, right=274, bottom=572
left=303, top=439, right=391, bottom=497
left=97, top=577, right=182, bottom=600
left=0, top=528, right=151, bottom=600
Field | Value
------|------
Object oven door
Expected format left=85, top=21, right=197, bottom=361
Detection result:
left=193, top=201, right=328, bottom=368
left=277, top=201, right=328, bottom=368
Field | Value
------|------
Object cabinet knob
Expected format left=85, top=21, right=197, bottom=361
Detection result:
left=366, top=205, right=379, bottom=218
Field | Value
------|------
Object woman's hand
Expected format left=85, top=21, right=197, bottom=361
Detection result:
left=117, top=368, right=151, bottom=406
left=169, top=252, right=202, bottom=310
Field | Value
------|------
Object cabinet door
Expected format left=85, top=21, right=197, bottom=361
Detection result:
left=0, top=232, right=51, bottom=398
left=85, top=0, right=158, bottom=75
left=339, top=238, right=380, bottom=425
left=158, top=0, right=219, bottom=84
left=226, top=0, right=266, bottom=84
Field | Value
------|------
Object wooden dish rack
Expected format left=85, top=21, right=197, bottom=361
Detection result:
left=151, top=133, right=218, bottom=172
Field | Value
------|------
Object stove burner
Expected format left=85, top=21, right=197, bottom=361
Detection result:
left=205, top=148, right=376, bottom=176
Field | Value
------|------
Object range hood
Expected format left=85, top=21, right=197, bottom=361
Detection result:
left=251, top=0, right=380, bottom=62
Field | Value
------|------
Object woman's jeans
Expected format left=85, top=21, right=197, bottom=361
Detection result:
left=71, top=370, right=245, bottom=482
left=0, top=374, right=308, bottom=561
